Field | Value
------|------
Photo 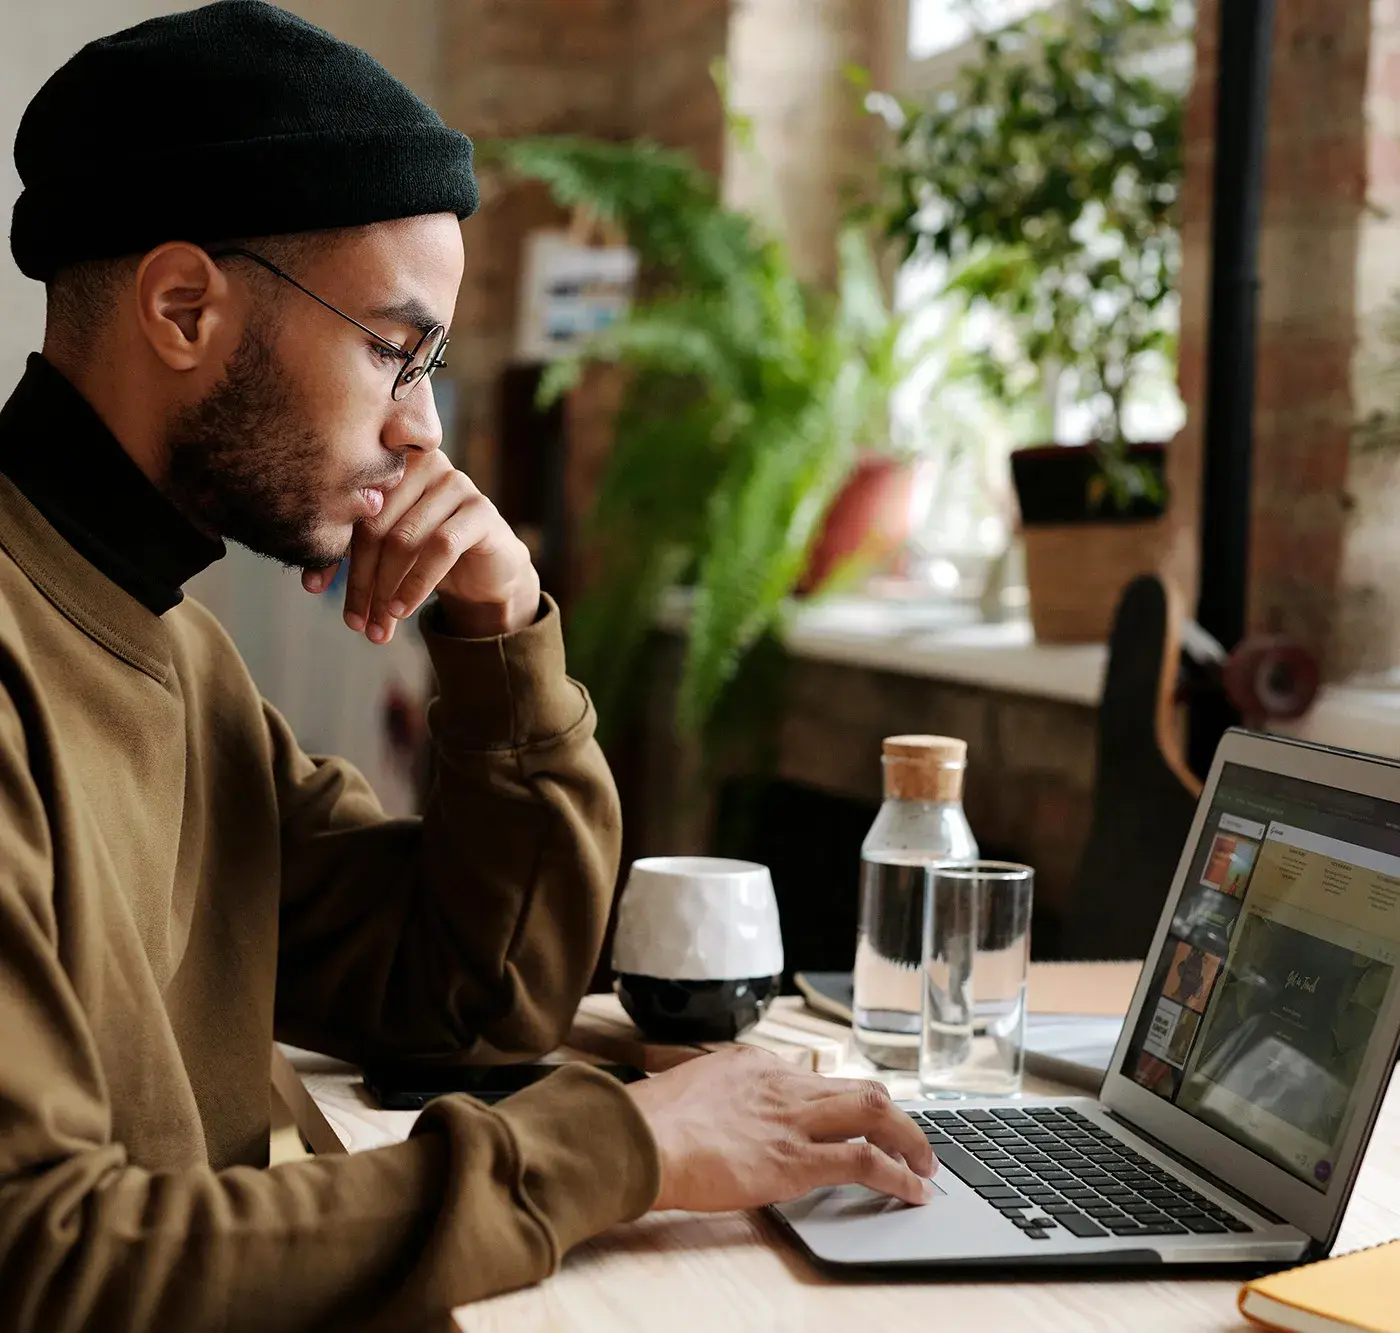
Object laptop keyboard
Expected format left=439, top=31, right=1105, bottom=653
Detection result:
left=910, top=1106, right=1254, bottom=1241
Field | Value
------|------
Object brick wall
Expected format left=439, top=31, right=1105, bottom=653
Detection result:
left=436, top=1, right=634, bottom=495
left=1254, top=4, right=1369, bottom=663
left=631, top=0, right=729, bottom=175
left=1173, top=2, right=1395, bottom=678
left=1333, top=0, right=1400, bottom=676
left=434, top=0, right=728, bottom=505
left=722, top=0, right=896, bottom=288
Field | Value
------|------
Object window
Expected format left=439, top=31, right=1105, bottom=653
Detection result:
left=908, top=0, right=1050, bottom=60
left=888, top=2, right=1193, bottom=591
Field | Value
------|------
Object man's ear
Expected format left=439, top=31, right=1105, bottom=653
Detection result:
left=134, top=242, right=238, bottom=372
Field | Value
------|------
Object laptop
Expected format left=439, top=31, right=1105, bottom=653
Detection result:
left=773, top=729, right=1400, bottom=1272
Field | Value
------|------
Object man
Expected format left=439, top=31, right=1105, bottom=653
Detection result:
left=0, top=5, right=935, bottom=1330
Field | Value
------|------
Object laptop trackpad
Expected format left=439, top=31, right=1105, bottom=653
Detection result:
left=781, top=1177, right=948, bottom=1222
left=776, top=1176, right=1029, bottom=1266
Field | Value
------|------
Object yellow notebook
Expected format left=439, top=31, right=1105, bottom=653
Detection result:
left=1239, top=1241, right=1400, bottom=1333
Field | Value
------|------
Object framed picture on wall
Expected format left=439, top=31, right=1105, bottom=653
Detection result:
left=515, top=230, right=638, bottom=362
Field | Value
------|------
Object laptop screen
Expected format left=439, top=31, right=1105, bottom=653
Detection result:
left=1118, top=761, right=1400, bottom=1192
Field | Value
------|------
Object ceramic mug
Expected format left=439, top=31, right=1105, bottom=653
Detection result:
left=611, top=856, right=785, bottom=1042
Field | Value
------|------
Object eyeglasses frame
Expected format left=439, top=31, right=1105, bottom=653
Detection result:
left=206, top=245, right=449, bottom=401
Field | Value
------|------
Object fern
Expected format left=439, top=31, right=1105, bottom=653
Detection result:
left=493, top=135, right=912, bottom=757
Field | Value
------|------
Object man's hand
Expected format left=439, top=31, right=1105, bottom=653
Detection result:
left=626, top=1048, right=937, bottom=1212
left=303, top=452, right=541, bottom=642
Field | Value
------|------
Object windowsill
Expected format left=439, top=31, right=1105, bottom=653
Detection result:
left=653, top=589, right=1400, bottom=761
left=654, top=586, right=1107, bottom=705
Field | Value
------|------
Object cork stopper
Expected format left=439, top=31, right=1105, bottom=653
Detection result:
left=881, top=735, right=967, bottom=802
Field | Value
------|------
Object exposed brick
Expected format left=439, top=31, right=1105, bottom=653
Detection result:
left=1272, top=0, right=1370, bottom=60
left=633, top=0, right=728, bottom=51
left=1174, top=0, right=1400, bottom=675
left=445, top=63, right=631, bottom=138
left=1263, top=139, right=1368, bottom=214
left=1254, top=337, right=1355, bottom=413
left=448, top=0, right=633, bottom=63
left=723, top=0, right=880, bottom=286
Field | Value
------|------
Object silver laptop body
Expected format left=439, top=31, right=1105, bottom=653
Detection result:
left=774, top=730, right=1400, bottom=1272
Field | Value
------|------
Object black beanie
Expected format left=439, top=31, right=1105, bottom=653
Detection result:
left=10, top=0, right=478, bottom=282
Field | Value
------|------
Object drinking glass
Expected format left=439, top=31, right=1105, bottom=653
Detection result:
left=920, top=861, right=1034, bottom=1097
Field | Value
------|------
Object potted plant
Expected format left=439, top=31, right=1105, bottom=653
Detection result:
left=880, top=0, right=1186, bottom=641
left=489, top=135, right=929, bottom=762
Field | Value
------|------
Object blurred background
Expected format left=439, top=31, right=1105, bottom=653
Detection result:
left=6, top=0, right=1400, bottom=973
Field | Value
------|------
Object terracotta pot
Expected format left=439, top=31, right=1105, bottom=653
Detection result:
left=799, top=455, right=918, bottom=595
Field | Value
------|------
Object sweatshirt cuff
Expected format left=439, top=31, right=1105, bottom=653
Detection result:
left=420, top=593, right=589, bottom=749
left=421, top=1064, right=661, bottom=1264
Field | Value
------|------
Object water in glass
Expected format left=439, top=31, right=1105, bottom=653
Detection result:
left=920, top=861, right=1033, bottom=1096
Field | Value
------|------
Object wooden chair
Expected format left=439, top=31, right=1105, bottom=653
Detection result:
left=1058, top=574, right=1202, bottom=960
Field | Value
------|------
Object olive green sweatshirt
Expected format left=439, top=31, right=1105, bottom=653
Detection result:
left=0, top=357, right=660, bottom=1332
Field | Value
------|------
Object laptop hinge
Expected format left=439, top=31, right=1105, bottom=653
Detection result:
left=1103, top=1109, right=1289, bottom=1226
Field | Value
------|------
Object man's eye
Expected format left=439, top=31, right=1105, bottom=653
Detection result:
left=370, top=342, right=401, bottom=365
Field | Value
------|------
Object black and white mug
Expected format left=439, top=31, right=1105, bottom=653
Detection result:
left=611, top=856, right=785, bottom=1042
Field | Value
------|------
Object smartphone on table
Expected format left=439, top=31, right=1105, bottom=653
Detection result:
left=362, top=1059, right=647, bottom=1110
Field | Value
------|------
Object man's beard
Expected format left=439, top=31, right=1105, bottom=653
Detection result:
left=165, top=327, right=355, bottom=570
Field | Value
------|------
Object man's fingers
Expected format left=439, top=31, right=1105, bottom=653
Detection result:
left=372, top=512, right=481, bottom=633
left=796, top=1088, right=935, bottom=1178
left=302, top=565, right=339, bottom=594
left=341, top=464, right=440, bottom=631
left=343, top=523, right=385, bottom=632
left=364, top=478, right=472, bottom=635
left=804, top=1140, right=935, bottom=1206
left=383, top=529, right=471, bottom=623
left=808, top=1076, right=901, bottom=1101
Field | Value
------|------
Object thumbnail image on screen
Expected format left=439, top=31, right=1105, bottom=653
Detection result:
left=1200, top=832, right=1260, bottom=899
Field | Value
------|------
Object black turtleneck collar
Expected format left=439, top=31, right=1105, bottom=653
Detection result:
left=0, top=354, right=224, bottom=615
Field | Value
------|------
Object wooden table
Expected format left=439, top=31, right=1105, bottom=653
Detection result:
left=447, top=1071, right=1400, bottom=1333
left=286, top=965, right=1400, bottom=1333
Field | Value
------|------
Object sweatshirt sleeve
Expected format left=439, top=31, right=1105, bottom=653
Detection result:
left=271, top=594, right=623, bottom=1065
left=0, top=679, right=660, bottom=1332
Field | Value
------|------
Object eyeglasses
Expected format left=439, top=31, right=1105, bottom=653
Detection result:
left=207, top=246, right=448, bottom=401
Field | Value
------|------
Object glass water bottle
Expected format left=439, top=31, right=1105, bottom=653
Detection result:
left=853, top=735, right=978, bottom=1070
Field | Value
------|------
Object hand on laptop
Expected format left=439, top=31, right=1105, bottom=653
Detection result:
left=626, top=1048, right=937, bottom=1211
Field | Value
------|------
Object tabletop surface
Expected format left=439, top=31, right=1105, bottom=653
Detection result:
left=446, top=1072, right=1400, bottom=1333
left=289, top=970, right=1400, bottom=1333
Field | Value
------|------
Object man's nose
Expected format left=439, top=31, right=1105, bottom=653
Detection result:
left=383, top=380, right=443, bottom=454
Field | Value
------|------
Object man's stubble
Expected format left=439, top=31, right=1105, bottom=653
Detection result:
left=165, top=324, right=351, bottom=571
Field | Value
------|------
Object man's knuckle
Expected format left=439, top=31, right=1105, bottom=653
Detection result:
left=775, top=1133, right=807, bottom=1165
left=851, top=1141, right=880, bottom=1176
left=386, top=525, right=419, bottom=553
left=431, top=526, right=464, bottom=559
left=857, top=1081, right=892, bottom=1113
left=756, top=1061, right=789, bottom=1089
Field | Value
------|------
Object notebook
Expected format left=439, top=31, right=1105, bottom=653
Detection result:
left=1238, top=1240, right=1400, bottom=1332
